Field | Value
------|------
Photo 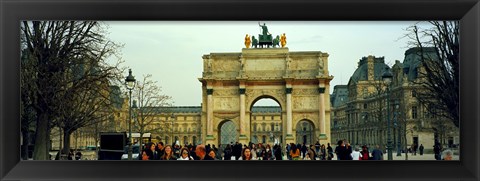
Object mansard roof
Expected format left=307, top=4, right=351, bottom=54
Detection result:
left=402, top=47, right=438, bottom=81
left=331, top=85, right=349, bottom=108
left=348, top=56, right=390, bottom=85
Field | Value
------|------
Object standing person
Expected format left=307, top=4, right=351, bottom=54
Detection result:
left=307, top=145, right=317, bottom=161
left=319, top=144, right=327, bottom=160
left=315, top=141, right=321, bottom=155
left=173, top=143, right=181, bottom=158
left=74, top=151, right=82, bottom=160
left=223, top=144, right=232, bottom=160
left=419, top=144, right=424, bottom=155
left=233, top=142, right=242, bottom=160
left=156, top=142, right=165, bottom=159
left=301, top=143, right=308, bottom=159
left=177, top=147, right=194, bottom=160
left=351, top=147, right=362, bottom=160
left=212, top=144, right=222, bottom=160
left=290, top=143, right=301, bottom=160
left=141, top=142, right=157, bottom=160
left=190, top=145, right=199, bottom=160
left=433, top=141, right=442, bottom=160
left=274, top=144, right=282, bottom=160
left=160, top=145, right=177, bottom=160
left=371, top=145, right=383, bottom=160
left=286, top=144, right=292, bottom=160
left=335, top=140, right=347, bottom=160
left=241, top=147, right=253, bottom=160
left=263, top=144, right=273, bottom=160
left=68, top=149, right=74, bottom=160
left=412, top=143, right=418, bottom=156
left=413, top=143, right=418, bottom=155
left=360, top=145, right=370, bottom=160
left=327, top=143, right=334, bottom=160
left=194, top=144, right=214, bottom=160
left=345, top=141, right=353, bottom=160
left=208, top=149, right=218, bottom=160
left=250, top=144, right=258, bottom=160
left=150, top=142, right=160, bottom=160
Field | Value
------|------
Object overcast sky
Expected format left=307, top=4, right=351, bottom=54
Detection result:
left=105, top=21, right=420, bottom=106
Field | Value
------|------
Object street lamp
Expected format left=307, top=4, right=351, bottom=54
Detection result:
left=394, top=102, right=402, bottom=156
left=382, top=67, right=393, bottom=160
left=170, top=113, right=175, bottom=146
left=125, top=69, right=136, bottom=160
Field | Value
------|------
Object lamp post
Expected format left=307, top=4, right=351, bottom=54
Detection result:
left=395, top=102, right=401, bottom=156
left=170, top=113, right=175, bottom=146
left=125, top=69, right=136, bottom=160
left=382, top=67, right=393, bottom=160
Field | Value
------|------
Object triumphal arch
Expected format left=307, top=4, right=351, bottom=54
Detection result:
left=199, top=28, right=333, bottom=147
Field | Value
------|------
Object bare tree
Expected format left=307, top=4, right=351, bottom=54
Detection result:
left=405, top=21, right=459, bottom=128
left=132, top=74, right=173, bottom=152
left=21, top=21, right=124, bottom=160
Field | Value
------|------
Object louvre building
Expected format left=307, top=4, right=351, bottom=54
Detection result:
left=330, top=47, right=459, bottom=153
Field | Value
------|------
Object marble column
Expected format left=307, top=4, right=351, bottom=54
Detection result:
left=318, top=87, right=326, bottom=138
left=239, top=88, right=246, bottom=137
left=207, top=89, right=214, bottom=137
left=286, top=87, right=293, bottom=136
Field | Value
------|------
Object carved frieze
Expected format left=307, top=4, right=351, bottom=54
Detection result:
left=293, top=96, right=318, bottom=110
left=292, top=88, right=318, bottom=96
left=214, top=97, right=239, bottom=111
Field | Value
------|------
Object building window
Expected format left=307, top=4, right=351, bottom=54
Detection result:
left=270, top=123, right=274, bottom=131
left=363, top=103, right=367, bottom=109
left=412, top=90, right=417, bottom=97
left=412, top=106, right=418, bottom=119
left=183, top=136, right=188, bottom=145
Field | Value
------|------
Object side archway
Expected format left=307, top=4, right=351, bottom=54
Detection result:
left=218, top=120, right=237, bottom=147
left=295, top=119, right=316, bottom=145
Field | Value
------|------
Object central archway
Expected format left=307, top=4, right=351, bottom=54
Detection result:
left=218, top=120, right=237, bottom=148
left=250, top=96, right=282, bottom=145
left=296, top=119, right=315, bottom=145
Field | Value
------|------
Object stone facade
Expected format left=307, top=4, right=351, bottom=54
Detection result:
left=199, top=48, right=333, bottom=146
left=331, top=48, right=459, bottom=153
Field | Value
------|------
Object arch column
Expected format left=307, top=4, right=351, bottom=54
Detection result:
left=285, top=86, right=294, bottom=142
left=206, top=88, right=214, bottom=143
left=238, top=87, right=248, bottom=143
left=318, top=87, right=327, bottom=140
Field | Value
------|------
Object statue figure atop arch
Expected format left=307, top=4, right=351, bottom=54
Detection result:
left=259, top=22, right=271, bottom=36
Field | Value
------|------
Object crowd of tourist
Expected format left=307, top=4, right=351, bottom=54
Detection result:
left=136, top=139, right=454, bottom=161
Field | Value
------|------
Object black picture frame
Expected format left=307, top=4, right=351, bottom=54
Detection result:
left=1, top=0, right=478, bottom=181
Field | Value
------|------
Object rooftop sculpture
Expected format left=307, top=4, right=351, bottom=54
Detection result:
left=244, top=23, right=286, bottom=49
